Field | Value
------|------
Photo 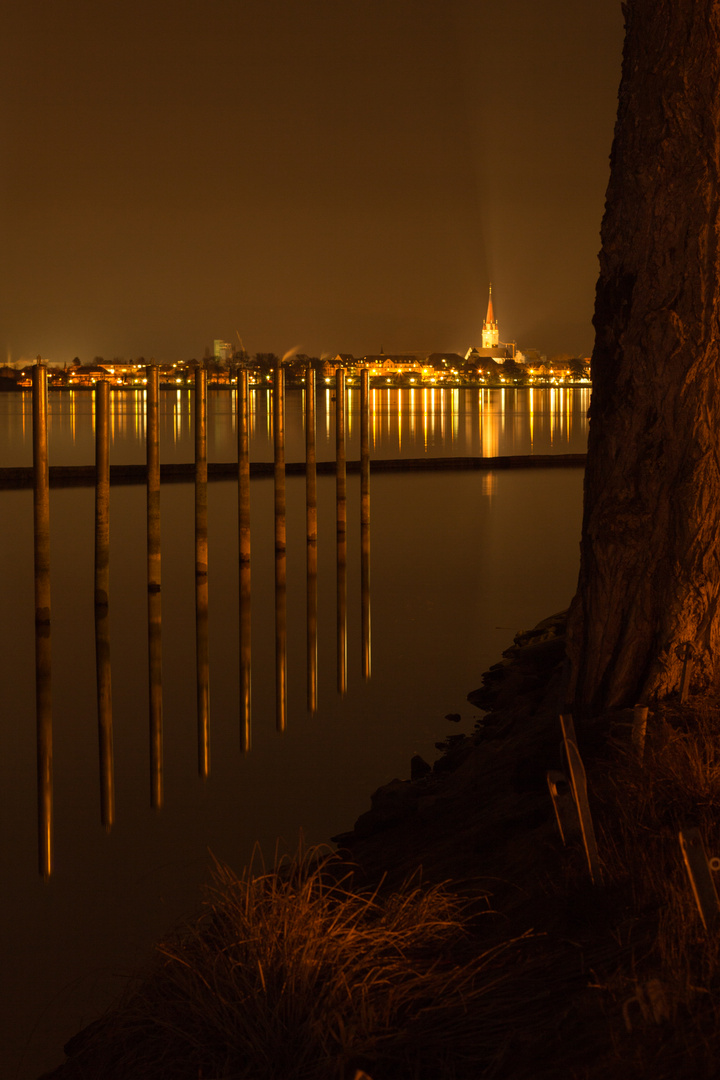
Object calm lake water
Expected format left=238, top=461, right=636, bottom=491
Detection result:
left=0, top=387, right=588, bottom=1079
left=0, top=384, right=589, bottom=466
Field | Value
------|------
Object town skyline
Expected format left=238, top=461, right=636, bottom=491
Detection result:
left=4, top=284, right=590, bottom=370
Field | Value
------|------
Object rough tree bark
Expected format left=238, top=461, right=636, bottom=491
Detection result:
left=566, top=0, right=720, bottom=711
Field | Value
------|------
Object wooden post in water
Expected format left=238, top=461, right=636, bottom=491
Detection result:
left=360, top=367, right=371, bottom=680
left=274, top=363, right=287, bottom=732
left=238, top=368, right=252, bottom=751
left=94, top=378, right=114, bottom=831
left=32, top=362, right=53, bottom=879
left=306, top=363, right=318, bottom=713
left=336, top=367, right=347, bottom=695
left=195, top=368, right=210, bottom=778
left=146, top=364, right=163, bottom=808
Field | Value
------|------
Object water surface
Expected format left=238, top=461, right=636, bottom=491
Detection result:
left=0, top=385, right=589, bottom=466
left=0, top=388, right=587, bottom=1078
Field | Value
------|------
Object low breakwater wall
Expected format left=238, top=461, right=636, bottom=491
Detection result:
left=0, top=453, right=587, bottom=490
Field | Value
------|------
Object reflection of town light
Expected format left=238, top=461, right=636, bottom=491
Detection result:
left=529, top=388, right=534, bottom=449
left=398, top=389, right=402, bottom=452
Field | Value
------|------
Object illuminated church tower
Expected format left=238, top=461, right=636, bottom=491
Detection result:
left=481, top=285, right=499, bottom=349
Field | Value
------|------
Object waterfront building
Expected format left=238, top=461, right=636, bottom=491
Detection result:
left=361, top=354, right=424, bottom=378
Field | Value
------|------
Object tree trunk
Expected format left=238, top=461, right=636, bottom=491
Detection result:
left=567, top=0, right=720, bottom=711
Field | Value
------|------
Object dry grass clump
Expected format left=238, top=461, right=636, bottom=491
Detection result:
left=582, top=700, right=720, bottom=1074
left=63, top=845, right=537, bottom=1080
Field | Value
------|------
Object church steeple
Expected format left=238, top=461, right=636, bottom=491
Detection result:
left=482, top=283, right=499, bottom=349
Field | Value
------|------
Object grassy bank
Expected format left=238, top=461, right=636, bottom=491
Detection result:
left=47, top=848, right=548, bottom=1080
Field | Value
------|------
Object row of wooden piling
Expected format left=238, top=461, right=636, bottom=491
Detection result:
left=29, top=362, right=371, bottom=878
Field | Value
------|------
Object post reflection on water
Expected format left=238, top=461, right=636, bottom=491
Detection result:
left=238, top=368, right=252, bottom=751
left=336, top=368, right=347, bottom=697
left=32, top=364, right=52, bottom=879
left=273, top=365, right=288, bottom=733
left=305, top=364, right=318, bottom=714
left=94, top=379, right=114, bottom=831
left=360, top=368, right=371, bottom=680
left=195, top=369, right=210, bottom=778
left=146, top=365, right=163, bottom=809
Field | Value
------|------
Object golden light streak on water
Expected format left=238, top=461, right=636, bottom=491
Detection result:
left=249, top=385, right=257, bottom=438
left=397, top=388, right=402, bottom=453
left=529, top=387, right=534, bottom=450
left=481, top=389, right=499, bottom=458
left=482, top=472, right=497, bottom=500
left=347, top=386, right=354, bottom=441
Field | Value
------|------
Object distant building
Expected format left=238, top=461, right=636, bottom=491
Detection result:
left=213, top=340, right=233, bottom=363
left=361, top=354, right=423, bottom=377
left=465, top=285, right=516, bottom=362
left=425, top=352, right=465, bottom=368
left=321, top=358, right=341, bottom=380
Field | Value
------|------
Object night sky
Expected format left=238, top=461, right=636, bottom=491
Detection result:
left=2, top=0, right=623, bottom=365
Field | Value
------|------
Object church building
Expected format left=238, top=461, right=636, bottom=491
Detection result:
left=465, top=285, right=516, bottom=362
